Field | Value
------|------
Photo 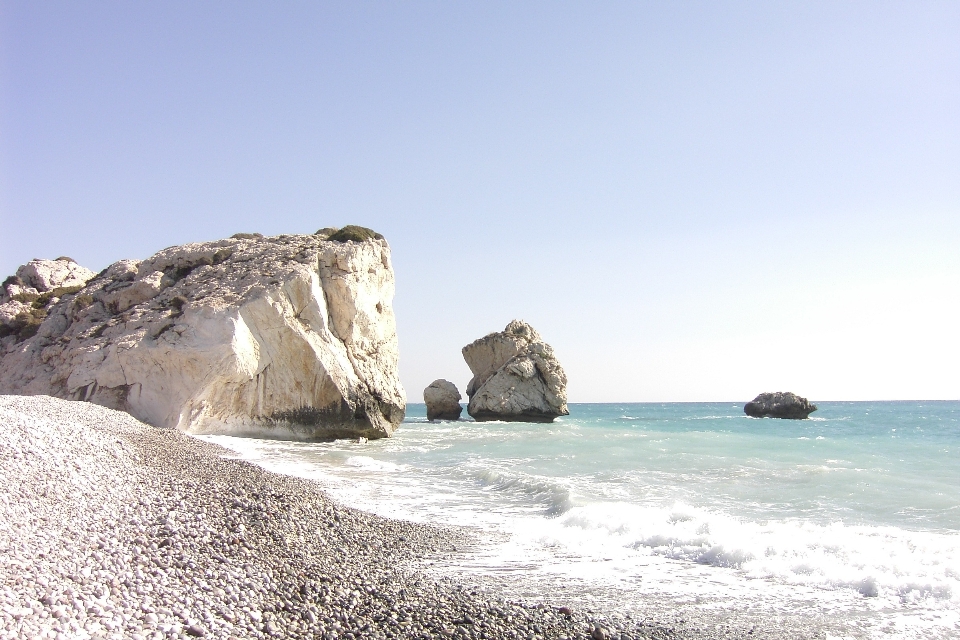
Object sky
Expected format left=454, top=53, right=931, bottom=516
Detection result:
left=1, top=2, right=958, bottom=402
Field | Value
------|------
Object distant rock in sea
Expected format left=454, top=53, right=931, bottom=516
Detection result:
left=462, top=320, right=568, bottom=422
left=423, top=379, right=463, bottom=421
left=744, top=392, right=817, bottom=419
left=0, top=228, right=405, bottom=440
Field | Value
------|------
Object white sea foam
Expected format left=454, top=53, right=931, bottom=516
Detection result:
left=552, top=501, right=960, bottom=603
left=344, top=456, right=407, bottom=472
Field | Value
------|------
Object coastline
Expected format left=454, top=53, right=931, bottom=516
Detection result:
left=2, top=395, right=830, bottom=640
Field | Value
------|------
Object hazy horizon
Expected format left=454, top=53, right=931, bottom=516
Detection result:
left=2, top=2, right=958, bottom=402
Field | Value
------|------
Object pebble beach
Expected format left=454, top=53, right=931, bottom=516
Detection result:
left=0, top=395, right=829, bottom=640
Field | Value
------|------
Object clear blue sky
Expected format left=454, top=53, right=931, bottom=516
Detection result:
left=2, top=2, right=958, bottom=401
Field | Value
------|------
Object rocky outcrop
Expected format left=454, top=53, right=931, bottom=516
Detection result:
left=0, top=231, right=405, bottom=440
left=462, top=320, right=568, bottom=422
left=17, top=258, right=95, bottom=294
left=0, top=258, right=98, bottom=342
left=744, top=392, right=817, bottom=419
left=423, top=379, right=463, bottom=421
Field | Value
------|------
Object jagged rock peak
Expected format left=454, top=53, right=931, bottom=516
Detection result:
left=423, top=379, right=463, bottom=421
left=744, top=392, right=817, bottom=419
left=0, top=230, right=405, bottom=440
left=462, top=320, right=568, bottom=423
left=17, top=257, right=95, bottom=293
left=0, top=258, right=97, bottom=342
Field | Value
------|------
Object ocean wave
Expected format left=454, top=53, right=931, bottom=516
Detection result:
left=467, top=467, right=574, bottom=516
left=550, top=501, right=960, bottom=602
left=343, top=456, right=407, bottom=472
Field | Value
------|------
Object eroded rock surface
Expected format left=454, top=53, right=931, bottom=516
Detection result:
left=16, top=258, right=96, bottom=293
left=462, top=320, right=568, bottom=422
left=0, top=232, right=405, bottom=439
left=0, top=258, right=97, bottom=342
left=744, top=392, right=817, bottom=419
left=423, top=379, right=462, bottom=421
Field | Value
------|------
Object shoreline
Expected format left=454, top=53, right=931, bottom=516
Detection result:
left=2, top=395, right=832, bottom=640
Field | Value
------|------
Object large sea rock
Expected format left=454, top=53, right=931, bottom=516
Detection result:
left=0, top=230, right=405, bottom=439
left=423, top=379, right=462, bottom=421
left=744, top=392, right=817, bottom=419
left=462, top=320, right=568, bottom=422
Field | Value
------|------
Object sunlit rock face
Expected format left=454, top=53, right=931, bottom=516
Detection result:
left=0, top=231, right=405, bottom=440
left=462, top=320, right=568, bottom=423
left=15, top=257, right=96, bottom=294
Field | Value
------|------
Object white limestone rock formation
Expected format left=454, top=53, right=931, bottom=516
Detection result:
left=0, top=258, right=97, bottom=341
left=0, top=230, right=405, bottom=440
left=17, top=258, right=96, bottom=293
left=423, top=379, right=463, bottom=421
left=462, top=320, right=568, bottom=422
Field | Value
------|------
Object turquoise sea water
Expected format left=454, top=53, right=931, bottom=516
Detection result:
left=200, top=402, right=960, bottom=637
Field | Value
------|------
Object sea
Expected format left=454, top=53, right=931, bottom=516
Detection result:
left=197, top=402, right=960, bottom=639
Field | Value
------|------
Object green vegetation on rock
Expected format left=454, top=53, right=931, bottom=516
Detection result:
left=0, top=308, right=47, bottom=341
left=73, top=294, right=94, bottom=310
left=35, top=285, right=84, bottom=308
left=169, top=296, right=188, bottom=316
left=326, top=226, right=384, bottom=243
left=0, top=284, right=88, bottom=342
left=11, top=291, right=39, bottom=304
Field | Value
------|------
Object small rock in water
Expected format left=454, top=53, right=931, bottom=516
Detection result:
left=743, top=391, right=817, bottom=419
left=423, top=379, right=463, bottom=421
